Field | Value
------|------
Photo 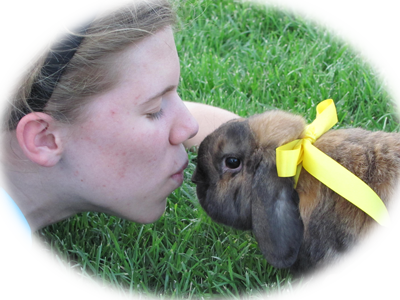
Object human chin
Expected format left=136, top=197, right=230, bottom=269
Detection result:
left=139, top=198, right=167, bottom=223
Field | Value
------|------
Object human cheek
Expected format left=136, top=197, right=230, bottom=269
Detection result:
left=139, top=129, right=169, bottom=167
left=66, top=122, right=131, bottom=180
left=138, top=121, right=186, bottom=182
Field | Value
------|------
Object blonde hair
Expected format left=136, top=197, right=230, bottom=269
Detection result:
left=4, top=0, right=176, bottom=131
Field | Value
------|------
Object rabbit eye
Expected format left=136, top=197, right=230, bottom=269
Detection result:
left=225, top=157, right=241, bottom=169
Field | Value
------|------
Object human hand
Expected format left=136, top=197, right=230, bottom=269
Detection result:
left=322, top=244, right=400, bottom=293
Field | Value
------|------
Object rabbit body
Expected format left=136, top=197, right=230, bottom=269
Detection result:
left=192, top=109, right=400, bottom=274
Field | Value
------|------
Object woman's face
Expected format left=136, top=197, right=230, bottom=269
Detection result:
left=62, top=28, right=199, bottom=223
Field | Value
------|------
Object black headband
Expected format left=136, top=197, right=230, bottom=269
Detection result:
left=26, top=23, right=90, bottom=113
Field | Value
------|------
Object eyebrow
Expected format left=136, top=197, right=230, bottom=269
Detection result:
left=147, top=85, right=177, bottom=102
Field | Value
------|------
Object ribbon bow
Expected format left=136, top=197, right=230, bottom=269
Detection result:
left=276, top=99, right=390, bottom=226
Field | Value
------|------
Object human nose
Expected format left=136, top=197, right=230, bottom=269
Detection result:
left=169, top=99, right=199, bottom=145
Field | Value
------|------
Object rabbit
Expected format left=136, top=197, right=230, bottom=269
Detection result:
left=191, top=108, right=400, bottom=274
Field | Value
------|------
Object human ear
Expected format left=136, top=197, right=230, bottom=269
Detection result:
left=16, top=112, right=64, bottom=167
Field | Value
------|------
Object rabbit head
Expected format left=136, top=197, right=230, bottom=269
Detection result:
left=192, top=111, right=307, bottom=268
left=193, top=107, right=400, bottom=273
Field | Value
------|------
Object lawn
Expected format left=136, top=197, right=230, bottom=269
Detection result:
left=36, top=0, right=399, bottom=299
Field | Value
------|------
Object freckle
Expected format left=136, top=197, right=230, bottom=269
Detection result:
left=118, top=167, right=127, bottom=179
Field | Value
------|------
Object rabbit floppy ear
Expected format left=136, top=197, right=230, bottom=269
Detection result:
left=251, top=158, right=304, bottom=269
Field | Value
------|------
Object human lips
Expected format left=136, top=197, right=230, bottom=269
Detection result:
left=171, top=160, right=189, bottom=183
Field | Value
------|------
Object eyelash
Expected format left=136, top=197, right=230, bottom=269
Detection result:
left=147, top=108, right=164, bottom=120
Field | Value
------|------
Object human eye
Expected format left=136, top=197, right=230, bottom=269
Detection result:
left=146, top=108, right=164, bottom=120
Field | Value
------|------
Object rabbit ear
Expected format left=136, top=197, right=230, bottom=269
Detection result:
left=251, top=158, right=304, bottom=269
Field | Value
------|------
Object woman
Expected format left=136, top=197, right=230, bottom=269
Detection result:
left=0, top=0, right=237, bottom=235
left=0, top=0, right=235, bottom=259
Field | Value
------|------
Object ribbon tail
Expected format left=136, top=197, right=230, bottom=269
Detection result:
left=293, top=164, right=302, bottom=188
left=302, top=142, right=390, bottom=226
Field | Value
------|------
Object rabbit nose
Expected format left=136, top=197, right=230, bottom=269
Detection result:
left=191, top=171, right=199, bottom=184
left=191, top=167, right=204, bottom=184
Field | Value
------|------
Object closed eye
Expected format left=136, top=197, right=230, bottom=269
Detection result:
left=147, top=108, right=164, bottom=120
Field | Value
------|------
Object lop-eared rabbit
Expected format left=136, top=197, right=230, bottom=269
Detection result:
left=192, top=108, right=400, bottom=274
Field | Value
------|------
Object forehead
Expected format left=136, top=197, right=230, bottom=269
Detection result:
left=207, top=120, right=253, bottom=155
left=115, top=28, right=178, bottom=77
left=97, top=27, right=179, bottom=105
left=75, top=28, right=179, bottom=120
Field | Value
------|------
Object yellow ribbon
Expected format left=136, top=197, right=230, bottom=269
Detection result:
left=276, top=99, right=390, bottom=226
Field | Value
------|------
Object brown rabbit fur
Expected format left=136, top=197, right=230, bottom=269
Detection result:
left=192, top=109, right=400, bottom=274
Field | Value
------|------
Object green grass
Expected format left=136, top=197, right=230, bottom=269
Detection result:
left=36, top=0, right=399, bottom=299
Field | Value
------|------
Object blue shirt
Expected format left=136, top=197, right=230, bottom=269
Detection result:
left=0, top=188, right=32, bottom=260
